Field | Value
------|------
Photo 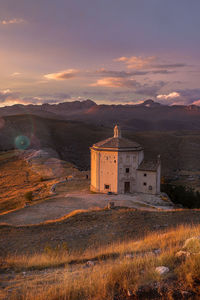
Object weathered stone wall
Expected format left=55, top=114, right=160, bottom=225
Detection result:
left=136, top=169, right=158, bottom=194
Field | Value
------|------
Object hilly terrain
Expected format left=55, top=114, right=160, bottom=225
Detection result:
left=0, top=113, right=200, bottom=182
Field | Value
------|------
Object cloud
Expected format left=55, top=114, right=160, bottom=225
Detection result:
left=152, top=63, right=186, bottom=69
left=0, top=18, right=26, bottom=25
left=11, top=72, right=21, bottom=77
left=39, top=93, right=71, bottom=100
left=96, top=68, right=174, bottom=78
left=44, top=69, right=80, bottom=80
left=192, top=100, right=200, bottom=106
left=91, top=77, right=165, bottom=96
left=114, top=56, right=156, bottom=69
left=0, top=89, right=73, bottom=106
left=90, top=77, right=140, bottom=88
left=156, top=89, right=200, bottom=106
left=0, top=89, right=19, bottom=103
left=115, top=55, right=187, bottom=70
left=157, top=92, right=180, bottom=100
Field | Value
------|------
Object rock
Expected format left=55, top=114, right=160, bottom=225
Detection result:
left=154, top=249, right=161, bottom=255
left=125, top=253, right=134, bottom=259
left=183, top=237, right=200, bottom=253
left=86, top=260, right=95, bottom=267
left=155, top=266, right=169, bottom=275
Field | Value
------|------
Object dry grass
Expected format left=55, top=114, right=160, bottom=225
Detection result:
left=1, top=224, right=200, bottom=299
left=0, top=151, right=81, bottom=214
left=3, top=224, right=199, bottom=271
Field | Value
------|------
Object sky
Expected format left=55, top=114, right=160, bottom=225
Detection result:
left=0, top=0, right=200, bottom=106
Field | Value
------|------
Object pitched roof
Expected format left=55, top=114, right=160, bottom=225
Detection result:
left=137, top=159, right=159, bottom=171
left=92, top=136, right=143, bottom=150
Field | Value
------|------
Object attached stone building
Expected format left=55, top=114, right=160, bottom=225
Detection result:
left=90, top=125, right=161, bottom=195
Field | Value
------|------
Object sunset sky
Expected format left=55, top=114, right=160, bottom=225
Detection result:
left=0, top=0, right=200, bottom=106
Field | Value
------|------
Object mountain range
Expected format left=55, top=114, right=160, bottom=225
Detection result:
left=1, top=99, right=200, bottom=131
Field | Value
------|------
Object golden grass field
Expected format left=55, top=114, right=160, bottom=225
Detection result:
left=1, top=224, right=200, bottom=299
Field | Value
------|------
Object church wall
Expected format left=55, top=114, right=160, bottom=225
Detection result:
left=98, top=150, right=118, bottom=193
left=118, top=150, right=142, bottom=193
left=136, top=170, right=158, bottom=195
left=91, top=150, right=119, bottom=193
left=90, top=149, right=100, bottom=192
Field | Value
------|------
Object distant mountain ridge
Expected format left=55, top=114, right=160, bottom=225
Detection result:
left=0, top=99, right=200, bottom=131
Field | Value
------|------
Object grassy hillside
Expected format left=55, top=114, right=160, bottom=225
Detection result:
left=0, top=150, right=78, bottom=214
left=1, top=220, right=200, bottom=299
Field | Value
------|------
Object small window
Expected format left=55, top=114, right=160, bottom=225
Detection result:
left=149, top=185, right=152, bottom=190
left=114, top=160, right=116, bottom=163
left=104, top=184, right=110, bottom=189
left=126, top=168, right=129, bottom=173
left=143, top=182, right=147, bottom=186
left=144, top=173, right=147, bottom=177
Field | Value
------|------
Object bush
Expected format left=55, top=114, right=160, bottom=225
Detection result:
left=161, top=184, right=200, bottom=208
left=44, top=242, right=69, bottom=257
left=24, top=191, right=33, bottom=202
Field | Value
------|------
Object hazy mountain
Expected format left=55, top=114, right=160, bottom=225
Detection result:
left=1, top=99, right=200, bottom=131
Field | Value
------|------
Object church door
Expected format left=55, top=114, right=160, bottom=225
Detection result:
left=124, top=182, right=130, bottom=193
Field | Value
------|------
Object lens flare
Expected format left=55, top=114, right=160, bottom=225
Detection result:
left=15, top=135, right=30, bottom=150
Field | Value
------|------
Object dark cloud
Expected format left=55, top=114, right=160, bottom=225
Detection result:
left=135, top=81, right=166, bottom=96
left=39, top=93, right=71, bottom=100
left=151, top=69, right=175, bottom=74
left=0, top=90, right=19, bottom=103
left=96, top=69, right=174, bottom=78
left=152, top=63, right=186, bottom=69
left=96, top=69, right=148, bottom=77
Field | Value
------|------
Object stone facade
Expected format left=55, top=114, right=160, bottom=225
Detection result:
left=90, top=125, right=161, bottom=195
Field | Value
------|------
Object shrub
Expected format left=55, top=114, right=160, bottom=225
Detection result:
left=24, top=191, right=33, bottom=202
left=161, top=184, right=200, bottom=208
left=44, top=242, right=69, bottom=258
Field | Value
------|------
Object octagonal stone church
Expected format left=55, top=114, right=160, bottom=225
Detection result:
left=90, top=125, right=161, bottom=195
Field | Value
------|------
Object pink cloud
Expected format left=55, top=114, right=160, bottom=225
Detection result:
left=44, top=69, right=80, bottom=80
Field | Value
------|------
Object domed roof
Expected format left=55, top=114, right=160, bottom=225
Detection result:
left=91, top=125, right=143, bottom=151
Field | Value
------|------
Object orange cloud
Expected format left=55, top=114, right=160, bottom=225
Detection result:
left=44, top=69, right=80, bottom=80
left=91, top=77, right=123, bottom=87
left=114, top=55, right=156, bottom=69
left=90, top=77, right=140, bottom=88
left=192, top=99, right=200, bottom=106
left=1, top=18, right=26, bottom=25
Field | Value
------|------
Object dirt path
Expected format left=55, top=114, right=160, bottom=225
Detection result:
left=0, top=190, right=173, bottom=226
left=0, top=192, right=172, bottom=226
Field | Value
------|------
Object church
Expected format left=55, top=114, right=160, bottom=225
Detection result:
left=90, top=125, right=161, bottom=195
